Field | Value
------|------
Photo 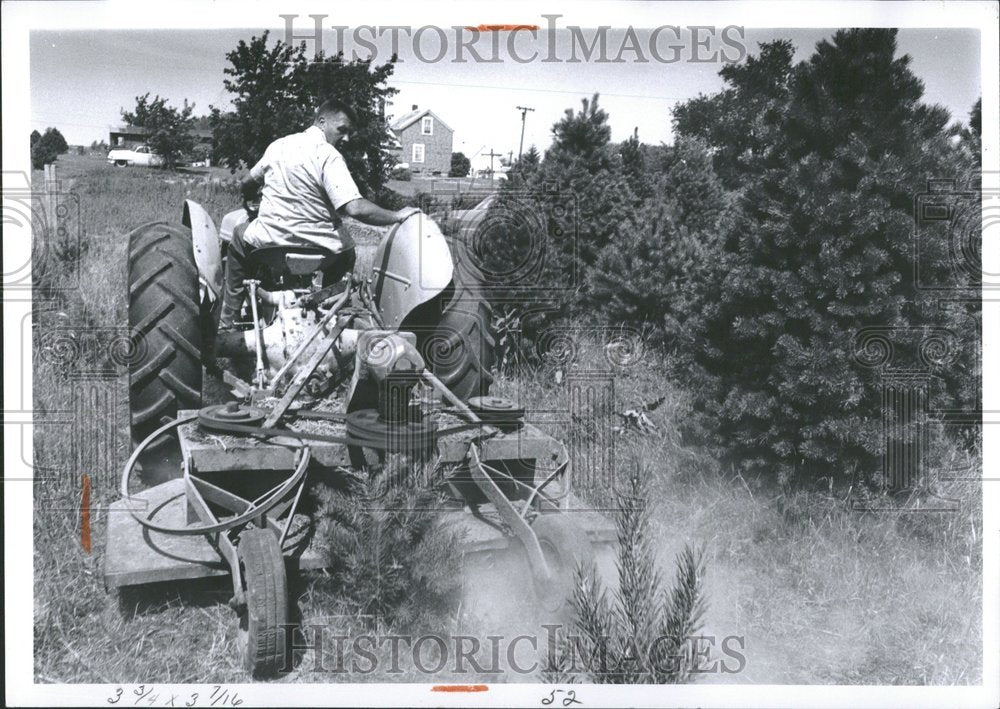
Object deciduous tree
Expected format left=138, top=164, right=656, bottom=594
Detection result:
left=120, top=94, right=197, bottom=168
left=210, top=31, right=399, bottom=199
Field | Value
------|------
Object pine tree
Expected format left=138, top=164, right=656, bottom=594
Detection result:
left=681, top=29, right=976, bottom=483
left=544, top=468, right=707, bottom=683
left=479, top=94, right=637, bottom=322
left=591, top=137, right=735, bottom=347
left=674, top=40, right=795, bottom=190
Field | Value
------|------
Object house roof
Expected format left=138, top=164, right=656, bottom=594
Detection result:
left=389, top=108, right=452, bottom=134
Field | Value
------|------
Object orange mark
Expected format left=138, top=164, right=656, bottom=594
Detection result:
left=81, top=474, right=92, bottom=554
left=431, top=685, right=489, bottom=693
left=464, top=24, right=539, bottom=32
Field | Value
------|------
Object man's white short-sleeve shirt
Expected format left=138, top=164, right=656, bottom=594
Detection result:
left=243, top=125, right=362, bottom=251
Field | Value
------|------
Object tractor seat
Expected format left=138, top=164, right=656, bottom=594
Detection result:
left=245, top=244, right=353, bottom=287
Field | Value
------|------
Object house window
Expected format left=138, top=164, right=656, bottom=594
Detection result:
left=421, top=116, right=433, bottom=135
left=412, top=143, right=425, bottom=163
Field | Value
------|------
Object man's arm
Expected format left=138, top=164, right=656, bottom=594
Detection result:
left=321, top=152, right=417, bottom=226
left=341, top=198, right=419, bottom=226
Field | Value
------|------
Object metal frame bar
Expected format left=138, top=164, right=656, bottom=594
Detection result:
left=245, top=279, right=266, bottom=388
left=122, top=418, right=312, bottom=536
left=183, top=460, right=243, bottom=601
left=269, top=283, right=352, bottom=388
left=468, top=443, right=550, bottom=582
left=189, top=474, right=252, bottom=515
left=262, top=318, right=350, bottom=429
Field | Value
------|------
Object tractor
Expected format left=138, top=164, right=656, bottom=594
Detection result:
left=106, top=194, right=615, bottom=677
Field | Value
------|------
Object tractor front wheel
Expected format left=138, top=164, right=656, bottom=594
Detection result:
left=235, top=528, right=289, bottom=678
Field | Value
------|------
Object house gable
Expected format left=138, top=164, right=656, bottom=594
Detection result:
left=390, top=106, right=455, bottom=174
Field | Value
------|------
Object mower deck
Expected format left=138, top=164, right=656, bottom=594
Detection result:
left=104, top=477, right=327, bottom=589
left=105, top=409, right=615, bottom=591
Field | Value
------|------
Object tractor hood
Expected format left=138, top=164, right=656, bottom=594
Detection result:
left=371, top=213, right=454, bottom=330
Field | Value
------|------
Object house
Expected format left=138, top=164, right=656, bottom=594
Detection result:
left=389, top=105, right=453, bottom=175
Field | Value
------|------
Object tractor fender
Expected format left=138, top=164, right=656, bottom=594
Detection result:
left=182, top=199, right=224, bottom=302
left=372, top=213, right=454, bottom=329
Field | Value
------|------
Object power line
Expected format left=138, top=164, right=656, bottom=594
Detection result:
left=389, top=78, right=686, bottom=101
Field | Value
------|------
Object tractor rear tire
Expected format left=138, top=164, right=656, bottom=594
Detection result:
left=236, top=528, right=289, bottom=678
left=127, top=222, right=203, bottom=454
left=530, top=514, right=595, bottom=613
left=422, top=258, right=495, bottom=401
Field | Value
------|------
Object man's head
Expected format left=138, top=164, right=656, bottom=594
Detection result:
left=241, top=180, right=262, bottom=219
left=314, top=99, right=357, bottom=147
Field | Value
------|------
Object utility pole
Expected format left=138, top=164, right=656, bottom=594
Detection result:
left=486, top=149, right=502, bottom=179
left=516, top=105, right=535, bottom=160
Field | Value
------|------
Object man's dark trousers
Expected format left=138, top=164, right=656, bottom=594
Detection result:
left=218, top=224, right=356, bottom=331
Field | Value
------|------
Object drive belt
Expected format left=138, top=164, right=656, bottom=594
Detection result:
left=196, top=408, right=489, bottom=452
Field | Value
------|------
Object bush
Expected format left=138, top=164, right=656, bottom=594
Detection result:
left=390, top=166, right=412, bottom=181
left=590, top=137, right=735, bottom=348
left=42, top=127, right=68, bottom=154
left=375, top=187, right=410, bottom=211
left=449, top=152, right=471, bottom=177
left=31, top=139, right=59, bottom=170
left=476, top=94, right=638, bottom=330
left=30, top=127, right=69, bottom=169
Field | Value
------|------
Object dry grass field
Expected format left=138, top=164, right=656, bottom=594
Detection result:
left=31, top=156, right=983, bottom=684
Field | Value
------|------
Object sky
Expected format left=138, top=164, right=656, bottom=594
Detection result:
left=30, top=26, right=981, bottom=173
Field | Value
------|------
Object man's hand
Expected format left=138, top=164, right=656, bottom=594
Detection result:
left=394, top=207, right=421, bottom=222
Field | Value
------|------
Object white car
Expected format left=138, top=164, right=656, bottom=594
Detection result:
left=107, top=144, right=165, bottom=167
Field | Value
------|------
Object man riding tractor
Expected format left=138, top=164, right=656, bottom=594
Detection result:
left=217, top=98, right=420, bottom=345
